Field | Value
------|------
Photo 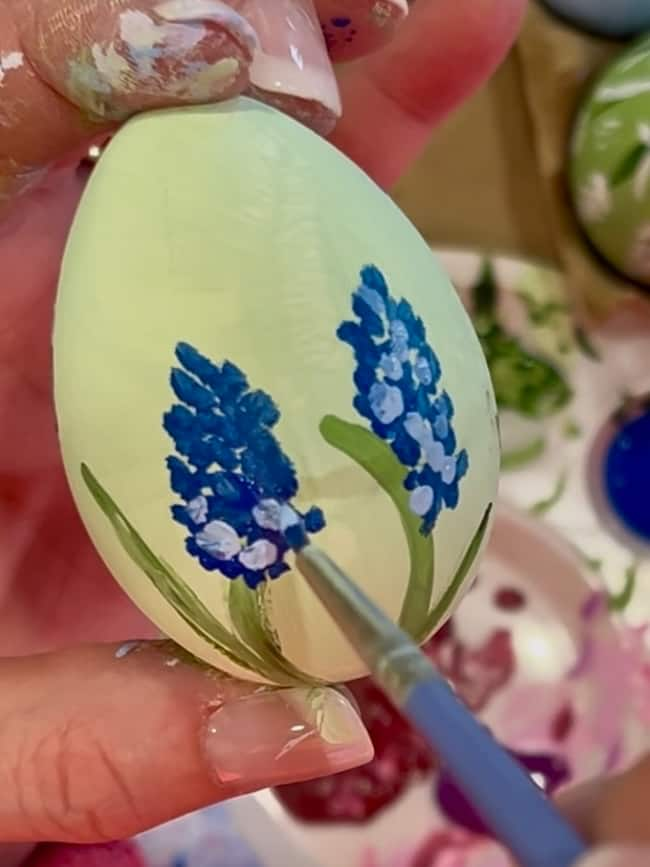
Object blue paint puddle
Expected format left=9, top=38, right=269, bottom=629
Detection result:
left=603, top=408, right=650, bottom=543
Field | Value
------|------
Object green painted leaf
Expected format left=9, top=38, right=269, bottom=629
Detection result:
left=319, top=415, right=434, bottom=637
left=501, top=437, right=545, bottom=470
left=472, top=260, right=499, bottom=324
left=574, top=327, right=601, bottom=361
left=611, top=143, right=648, bottom=186
left=563, top=419, right=582, bottom=439
left=529, top=471, right=568, bottom=517
left=608, top=565, right=637, bottom=613
left=81, top=463, right=300, bottom=685
left=227, top=581, right=322, bottom=685
left=417, top=504, right=493, bottom=642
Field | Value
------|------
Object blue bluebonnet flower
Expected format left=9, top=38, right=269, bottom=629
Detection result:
left=337, top=266, right=469, bottom=535
left=163, top=342, right=325, bottom=589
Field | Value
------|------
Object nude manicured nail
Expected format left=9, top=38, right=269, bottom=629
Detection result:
left=202, top=686, right=373, bottom=789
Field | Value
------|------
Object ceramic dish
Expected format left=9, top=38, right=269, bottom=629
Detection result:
left=253, top=504, right=648, bottom=867
left=436, top=250, right=650, bottom=630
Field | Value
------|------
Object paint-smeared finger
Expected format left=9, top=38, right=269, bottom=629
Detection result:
left=316, top=0, right=408, bottom=62
left=13, top=0, right=258, bottom=120
left=1, top=0, right=340, bottom=202
left=243, top=0, right=341, bottom=135
left=1, top=0, right=258, bottom=202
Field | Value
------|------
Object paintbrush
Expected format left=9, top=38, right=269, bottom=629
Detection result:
left=291, top=537, right=587, bottom=867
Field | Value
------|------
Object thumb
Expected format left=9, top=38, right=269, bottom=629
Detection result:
left=1, top=0, right=338, bottom=200
left=0, top=640, right=372, bottom=843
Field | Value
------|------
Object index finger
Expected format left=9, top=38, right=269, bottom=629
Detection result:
left=329, top=0, right=526, bottom=189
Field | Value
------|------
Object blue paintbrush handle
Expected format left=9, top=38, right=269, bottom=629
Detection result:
left=295, top=544, right=588, bottom=867
left=404, top=676, right=587, bottom=867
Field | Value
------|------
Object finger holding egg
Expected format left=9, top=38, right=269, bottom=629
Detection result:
left=1, top=0, right=411, bottom=204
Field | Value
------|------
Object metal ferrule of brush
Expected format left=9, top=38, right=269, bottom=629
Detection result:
left=295, top=544, right=437, bottom=706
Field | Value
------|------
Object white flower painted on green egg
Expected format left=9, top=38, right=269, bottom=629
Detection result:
left=576, top=172, right=611, bottom=224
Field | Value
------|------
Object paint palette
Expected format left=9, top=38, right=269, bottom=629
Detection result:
left=124, top=252, right=650, bottom=866
left=440, top=250, right=650, bottom=629
left=262, top=507, right=647, bottom=867
left=53, top=99, right=499, bottom=686
left=128, top=506, right=648, bottom=867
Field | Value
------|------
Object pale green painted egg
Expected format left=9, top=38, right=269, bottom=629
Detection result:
left=54, top=98, right=499, bottom=685
left=570, top=35, right=650, bottom=287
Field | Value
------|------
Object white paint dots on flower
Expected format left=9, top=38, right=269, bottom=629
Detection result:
left=252, top=499, right=300, bottom=533
left=577, top=172, right=611, bottom=223
left=389, top=320, right=409, bottom=361
left=239, top=539, right=279, bottom=571
left=196, top=520, right=241, bottom=559
left=441, top=455, right=457, bottom=486
left=414, top=354, right=433, bottom=385
left=410, top=486, right=434, bottom=516
left=380, top=353, right=403, bottom=381
left=186, top=494, right=209, bottom=524
left=357, top=284, right=386, bottom=317
left=426, top=440, right=446, bottom=474
left=369, top=382, right=405, bottom=424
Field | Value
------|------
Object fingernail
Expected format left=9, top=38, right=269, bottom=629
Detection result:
left=243, top=0, right=341, bottom=131
left=576, top=846, right=650, bottom=866
left=202, top=686, right=373, bottom=789
left=318, top=0, right=408, bottom=62
left=155, top=0, right=260, bottom=57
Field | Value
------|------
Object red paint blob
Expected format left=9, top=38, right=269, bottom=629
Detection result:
left=494, top=587, right=527, bottom=611
left=551, top=704, right=575, bottom=742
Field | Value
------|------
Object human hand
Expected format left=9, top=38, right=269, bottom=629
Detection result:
left=561, top=753, right=650, bottom=866
left=0, top=0, right=524, bottom=847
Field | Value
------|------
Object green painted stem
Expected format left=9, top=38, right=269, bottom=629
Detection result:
left=608, top=565, right=637, bottom=613
left=81, top=463, right=302, bottom=685
left=416, top=504, right=493, bottom=643
left=319, top=415, right=434, bottom=637
left=227, top=581, right=323, bottom=685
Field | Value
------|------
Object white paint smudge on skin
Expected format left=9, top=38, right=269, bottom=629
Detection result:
left=0, top=51, right=24, bottom=87
left=165, top=657, right=181, bottom=667
left=115, top=640, right=144, bottom=659
left=77, top=9, right=240, bottom=109
left=121, top=10, right=207, bottom=77
left=155, top=0, right=260, bottom=54
left=88, top=11, right=207, bottom=91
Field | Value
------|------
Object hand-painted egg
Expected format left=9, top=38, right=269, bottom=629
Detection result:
left=542, top=0, right=650, bottom=38
left=54, top=98, right=499, bottom=685
left=570, top=35, right=650, bottom=287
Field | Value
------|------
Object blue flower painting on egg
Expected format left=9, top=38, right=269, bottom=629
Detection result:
left=337, top=265, right=468, bottom=535
left=80, top=262, right=486, bottom=684
left=163, top=342, right=325, bottom=589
